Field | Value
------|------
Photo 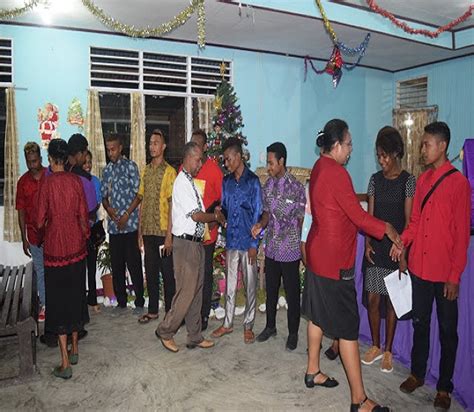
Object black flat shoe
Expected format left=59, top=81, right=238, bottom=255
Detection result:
left=304, top=370, right=339, bottom=388
left=350, top=396, right=389, bottom=412
left=256, top=327, right=277, bottom=343
left=325, top=347, right=339, bottom=361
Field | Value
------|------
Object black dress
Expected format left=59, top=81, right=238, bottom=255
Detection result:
left=365, top=170, right=415, bottom=295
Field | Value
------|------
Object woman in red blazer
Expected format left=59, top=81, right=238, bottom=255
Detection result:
left=302, top=119, right=401, bottom=412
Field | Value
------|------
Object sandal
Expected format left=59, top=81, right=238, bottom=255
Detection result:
left=304, top=370, right=339, bottom=388
left=324, top=347, right=339, bottom=361
left=138, top=313, right=159, bottom=324
left=350, top=396, right=389, bottom=412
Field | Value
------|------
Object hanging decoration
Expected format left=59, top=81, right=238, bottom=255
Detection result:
left=67, top=97, right=85, bottom=129
left=366, top=1, right=474, bottom=39
left=81, top=0, right=206, bottom=48
left=308, top=0, right=371, bottom=87
left=0, top=0, right=40, bottom=20
left=38, top=102, right=60, bottom=149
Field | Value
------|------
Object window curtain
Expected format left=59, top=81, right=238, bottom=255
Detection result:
left=393, top=106, right=438, bottom=178
left=197, top=97, right=215, bottom=134
left=130, top=92, right=146, bottom=171
left=85, top=89, right=106, bottom=179
left=3, top=88, right=21, bottom=242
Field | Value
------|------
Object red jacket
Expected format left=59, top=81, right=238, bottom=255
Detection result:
left=401, top=161, right=471, bottom=284
left=306, top=156, right=385, bottom=280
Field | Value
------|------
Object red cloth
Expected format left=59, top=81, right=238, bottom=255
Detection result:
left=306, top=156, right=385, bottom=280
left=15, top=167, right=47, bottom=246
left=401, top=161, right=471, bottom=284
left=181, top=158, right=223, bottom=244
left=37, top=172, right=90, bottom=267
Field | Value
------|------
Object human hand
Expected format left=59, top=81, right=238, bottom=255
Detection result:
left=248, top=247, right=257, bottom=264
left=215, top=207, right=226, bottom=227
left=251, top=223, right=263, bottom=239
left=390, top=243, right=403, bottom=262
left=107, top=207, right=118, bottom=222
left=385, top=223, right=402, bottom=249
left=164, top=234, right=173, bottom=256
left=364, top=241, right=375, bottom=264
left=117, top=213, right=129, bottom=230
left=22, top=240, right=31, bottom=258
left=444, top=282, right=459, bottom=301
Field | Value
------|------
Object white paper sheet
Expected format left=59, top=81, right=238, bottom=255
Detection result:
left=384, top=270, right=412, bottom=318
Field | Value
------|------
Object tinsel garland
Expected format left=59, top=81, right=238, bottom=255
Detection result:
left=0, top=0, right=40, bottom=20
left=81, top=0, right=206, bottom=48
left=366, top=0, right=474, bottom=39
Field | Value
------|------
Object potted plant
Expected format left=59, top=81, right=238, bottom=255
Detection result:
left=97, top=241, right=115, bottom=300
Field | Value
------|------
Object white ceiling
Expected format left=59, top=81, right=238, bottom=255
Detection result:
left=1, top=0, right=473, bottom=72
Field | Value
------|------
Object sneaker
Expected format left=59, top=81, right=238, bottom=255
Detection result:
left=361, top=345, right=383, bottom=365
left=380, top=351, right=393, bottom=373
left=38, top=307, right=46, bottom=322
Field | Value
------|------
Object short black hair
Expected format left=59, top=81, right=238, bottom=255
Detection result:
left=105, top=134, right=123, bottom=145
left=151, top=129, right=168, bottom=145
left=375, top=126, right=404, bottom=159
left=316, top=119, right=349, bottom=153
left=192, top=129, right=207, bottom=145
left=68, top=133, right=88, bottom=156
left=266, top=142, right=287, bottom=166
left=424, top=121, right=450, bottom=150
left=222, top=137, right=243, bottom=156
left=48, top=139, right=69, bottom=164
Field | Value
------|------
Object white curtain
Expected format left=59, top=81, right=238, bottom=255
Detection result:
left=197, top=97, right=215, bottom=134
left=3, top=88, right=21, bottom=242
left=85, top=89, right=106, bottom=179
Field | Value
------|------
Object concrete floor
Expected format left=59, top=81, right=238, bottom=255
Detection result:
left=0, top=307, right=465, bottom=411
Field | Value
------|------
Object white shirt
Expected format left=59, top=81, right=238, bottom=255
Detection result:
left=172, top=170, right=205, bottom=238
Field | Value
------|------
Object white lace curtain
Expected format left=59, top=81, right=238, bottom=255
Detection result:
left=130, top=92, right=146, bottom=171
left=85, top=89, right=106, bottom=179
left=3, top=88, right=21, bottom=242
left=197, top=97, right=215, bottom=134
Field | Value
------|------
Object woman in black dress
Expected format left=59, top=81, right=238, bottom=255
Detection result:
left=362, top=127, right=415, bottom=373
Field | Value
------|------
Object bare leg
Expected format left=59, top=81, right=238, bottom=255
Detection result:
left=58, top=335, right=70, bottom=369
left=71, top=331, right=79, bottom=356
left=306, top=321, right=330, bottom=383
left=367, top=292, right=381, bottom=348
left=384, top=296, right=397, bottom=353
left=339, top=338, right=381, bottom=411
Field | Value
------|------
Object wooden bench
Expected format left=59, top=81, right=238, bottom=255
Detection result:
left=0, top=263, right=37, bottom=381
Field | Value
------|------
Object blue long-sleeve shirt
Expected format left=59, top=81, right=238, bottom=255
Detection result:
left=222, top=167, right=263, bottom=251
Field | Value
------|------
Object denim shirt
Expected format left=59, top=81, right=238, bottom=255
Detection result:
left=222, top=167, right=263, bottom=251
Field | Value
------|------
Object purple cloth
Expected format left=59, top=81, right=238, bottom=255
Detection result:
left=79, top=175, right=98, bottom=213
left=355, top=234, right=474, bottom=410
left=263, top=171, right=306, bottom=262
left=462, top=139, right=474, bottom=230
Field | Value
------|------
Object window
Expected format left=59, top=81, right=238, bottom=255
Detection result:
left=91, top=47, right=231, bottom=165
left=0, top=88, right=6, bottom=205
left=396, top=76, right=428, bottom=109
left=99, top=93, right=131, bottom=161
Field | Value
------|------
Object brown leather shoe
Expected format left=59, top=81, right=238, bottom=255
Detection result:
left=155, top=330, right=179, bottom=353
left=244, top=329, right=255, bottom=344
left=211, top=326, right=233, bottom=338
left=399, top=374, right=424, bottom=394
left=186, top=339, right=215, bottom=349
left=434, top=392, right=451, bottom=410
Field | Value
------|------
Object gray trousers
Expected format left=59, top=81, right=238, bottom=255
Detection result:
left=223, top=249, right=258, bottom=330
left=157, top=237, right=204, bottom=344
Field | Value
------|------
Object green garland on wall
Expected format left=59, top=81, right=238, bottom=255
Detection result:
left=0, top=0, right=40, bottom=20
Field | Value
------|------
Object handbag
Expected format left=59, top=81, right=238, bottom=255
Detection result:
left=90, top=219, right=106, bottom=248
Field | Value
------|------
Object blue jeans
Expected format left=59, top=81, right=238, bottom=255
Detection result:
left=30, top=244, right=45, bottom=307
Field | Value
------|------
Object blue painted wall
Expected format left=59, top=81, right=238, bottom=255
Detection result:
left=1, top=23, right=395, bottom=191
left=394, top=56, right=474, bottom=168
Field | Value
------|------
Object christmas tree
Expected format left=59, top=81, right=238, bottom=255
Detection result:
left=207, top=69, right=250, bottom=168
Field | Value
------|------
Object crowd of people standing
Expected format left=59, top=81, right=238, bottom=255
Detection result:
left=15, top=120, right=470, bottom=411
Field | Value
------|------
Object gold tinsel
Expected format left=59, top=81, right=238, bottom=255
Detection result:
left=0, top=0, right=40, bottom=20
left=82, top=0, right=206, bottom=48
left=315, top=0, right=338, bottom=43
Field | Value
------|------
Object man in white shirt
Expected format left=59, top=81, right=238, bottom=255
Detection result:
left=155, top=142, right=221, bottom=353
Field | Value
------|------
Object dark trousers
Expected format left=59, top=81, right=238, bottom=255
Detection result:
left=86, top=241, right=98, bottom=306
left=109, top=231, right=144, bottom=308
left=411, top=274, right=458, bottom=393
left=264, top=257, right=301, bottom=335
left=143, top=235, right=175, bottom=314
left=201, top=242, right=216, bottom=320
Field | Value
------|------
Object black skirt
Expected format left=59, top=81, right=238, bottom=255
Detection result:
left=301, top=269, right=359, bottom=341
left=44, top=259, right=88, bottom=335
